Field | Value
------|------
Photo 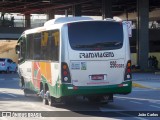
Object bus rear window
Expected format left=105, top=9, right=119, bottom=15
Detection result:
left=68, top=21, right=123, bottom=51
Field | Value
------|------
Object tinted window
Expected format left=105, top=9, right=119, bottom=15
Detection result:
left=68, top=21, right=123, bottom=51
left=34, top=33, right=41, bottom=60
left=21, top=36, right=26, bottom=60
left=7, top=59, right=11, bottom=63
left=40, top=30, right=59, bottom=61
left=27, top=34, right=34, bottom=59
left=0, top=59, right=5, bottom=62
left=26, top=30, right=60, bottom=61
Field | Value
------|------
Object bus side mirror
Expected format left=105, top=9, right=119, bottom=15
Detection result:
left=15, top=45, right=20, bottom=54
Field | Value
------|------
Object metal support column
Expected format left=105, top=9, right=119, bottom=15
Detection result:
left=47, top=10, right=55, bottom=20
left=72, top=4, right=81, bottom=16
left=25, top=14, right=31, bottom=28
left=102, top=0, right=112, bottom=19
left=137, top=0, right=149, bottom=70
left=65, top=10, right=68, bottom=17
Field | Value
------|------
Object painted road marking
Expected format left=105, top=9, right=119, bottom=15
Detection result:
left=6, top=93, right=17, bottom=98
left=130, top=101, right=143, bottom=104
left=0, top=78, right=19, bottom=81
left=12, top=78, right=19, bottom=81
left=132, top=89, right=155, bottom=91
left=0, top=91, right=17, bottom=98
left=150, top=105, right=160, bottom=109
left=115, top=96, right=160, bottom=102
left=117, top=98, right=126, bottom=101
left=149, top=101, right=160, bottom=105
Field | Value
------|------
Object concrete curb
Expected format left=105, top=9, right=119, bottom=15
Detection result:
left=132, top=82, right=160, bottom=90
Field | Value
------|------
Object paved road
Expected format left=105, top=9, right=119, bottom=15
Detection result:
left=0, top=73, right=160, bottom=120
left=132, top=73, right=160, bottom=89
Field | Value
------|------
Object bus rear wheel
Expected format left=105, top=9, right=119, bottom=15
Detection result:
left=43, top=91, right=49, bottom=105
left=48, top=96, right=55, bottom=106
left=43, top=90, right=54, bottom=106
left=6, top=67, right=10, bottom=74
left=43, top=98, right=49, bottom=105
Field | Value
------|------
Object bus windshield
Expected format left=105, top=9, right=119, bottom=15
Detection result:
left=68, top=21, right=123, bottom=51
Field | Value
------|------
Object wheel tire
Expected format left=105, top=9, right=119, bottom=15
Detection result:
left=14, top=67, right=17, bottom=73
left=43, top=97, right=49, bottom=105
left=6, top=68, right=10, bottom=74
left=20, top=78, right=25, bottom=89
left=48, top=96, right=54, bottom=106
left=43, top=90, right=49, bottom=105
left=46, top=91, right=54, bottom=106
left=24, top=88, right=28, bottom=97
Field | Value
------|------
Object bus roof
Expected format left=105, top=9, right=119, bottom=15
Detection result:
left=17, top=26, right=46, bottom=43
left=24, top=26, right=46, bottom=35
left=44, top=17, right=93, bottom=27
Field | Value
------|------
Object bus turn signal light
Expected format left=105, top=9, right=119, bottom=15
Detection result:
left=124, top=60, right=132, bottom=80
left=61, top=62, right=71, bottom=83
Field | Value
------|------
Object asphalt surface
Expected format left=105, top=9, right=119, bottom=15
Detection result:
left=132, top=73, right=160, bottom=89
left=0, top=73, right=160, bottom=120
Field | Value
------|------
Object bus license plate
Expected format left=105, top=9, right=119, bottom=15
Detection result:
left=91, top=75, right=104, bottom=80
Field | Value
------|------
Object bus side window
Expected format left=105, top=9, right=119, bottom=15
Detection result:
left=52, top=30, right=59, bottom=61
left=34, top=33, right=41, bottom=60
left=41, top=31, right=48, bottom=60
left=27, top=34, right=34, bottom=60
left=46, top=30, right=59, bottom=61
left=20, top=36, right=26, bottom=61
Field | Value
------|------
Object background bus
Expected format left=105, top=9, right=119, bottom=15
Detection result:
left=16, top=17, right=132, bottom=106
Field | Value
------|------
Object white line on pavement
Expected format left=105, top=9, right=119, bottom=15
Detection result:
left=115, top=96, right=160, bottom=102
left=132, top=89, right=153, bottom=91
left=1, top=91, right=17, bottom=98
left=149, top=101, right=160, bottom=105
left=12, top=78, right=19, bottom=81
left=7, top=93, right=17, bottom=98
left=150, top=105, right=160, bottom=109
left=130, top=101, right=143, bottom=104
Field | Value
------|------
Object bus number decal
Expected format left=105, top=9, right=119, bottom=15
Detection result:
left=110, top=61, right=124, bottom=68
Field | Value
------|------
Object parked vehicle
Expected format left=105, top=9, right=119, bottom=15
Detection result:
left=0, top=58, right=17, bottom=73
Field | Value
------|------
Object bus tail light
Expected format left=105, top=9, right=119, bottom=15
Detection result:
left=124, top=60, right=132, bottom=80
left=61, top=62, right=71, bottom=83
